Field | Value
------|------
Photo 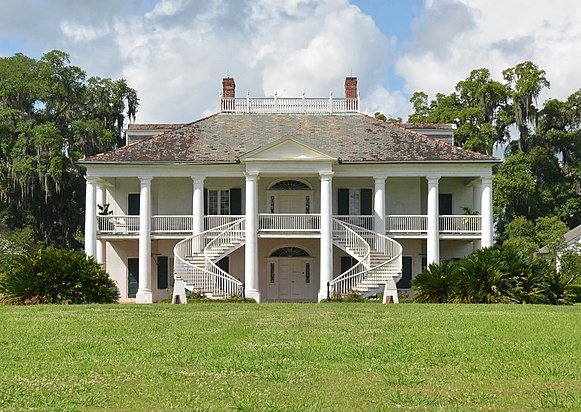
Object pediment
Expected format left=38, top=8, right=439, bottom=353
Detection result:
left=240, top=138, right=335, bottom=162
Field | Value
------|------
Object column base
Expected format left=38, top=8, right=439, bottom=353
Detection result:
left=318, top=290, right=330, bottom=302
left=136, top=290, right=153, bottom=304
left=245, top=289, right=261, bottom=303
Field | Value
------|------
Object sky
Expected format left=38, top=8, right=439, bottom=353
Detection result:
left=1, top=0, right=580, bottom=124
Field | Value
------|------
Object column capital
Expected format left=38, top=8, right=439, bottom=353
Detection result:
left=373, top=176, right=387, bottom=184
left=319, top=171, right=334, bottom=180
left=481, top=175, right=493, bottom=185
left=138, top=176, right=153, bottom=184
left=426, top=175, right=441, bottom=183
left=191, top=175, right=206, bottom=183
left=85, top=176, right=98, bottom=184
left=244, top=171, right=259, bottom=181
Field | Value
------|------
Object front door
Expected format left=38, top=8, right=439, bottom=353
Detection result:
left=278, top=194, right=306, bottom=213
left=269, top=258, right=313, bottom=301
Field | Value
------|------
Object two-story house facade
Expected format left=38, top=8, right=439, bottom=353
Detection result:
left=80, top=77, right=498, bottom=303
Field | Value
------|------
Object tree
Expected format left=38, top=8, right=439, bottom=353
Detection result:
left=502, top=61, right=550, bottom=153
left=0, top=51, right=138, bottom=248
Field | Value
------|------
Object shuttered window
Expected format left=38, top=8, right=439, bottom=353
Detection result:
left=157, top=256, right=169, bottom=290
left=397, top=256, right=413, bottom=289
left=337, top=188, right=372, bottom=215
left=127, top=258, right=139, bottom=298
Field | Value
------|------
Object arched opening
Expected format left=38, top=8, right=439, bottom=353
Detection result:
left=267, top=179, right=313, bottom=214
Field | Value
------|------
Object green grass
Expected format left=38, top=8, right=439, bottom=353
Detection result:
left=0, top=303, right=579, bottom=411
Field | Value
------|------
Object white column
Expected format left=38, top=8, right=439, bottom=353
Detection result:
left=318, top=172, right=334, bottom=301
left=373, top=177, right=386, bottom=235
left=481, top=176, right=493, bottom=248
left=192, top=176, right=205, bottom=252
left=136, top=176, right=153, bottom=304
left=84, top=176, right=97, bottom=258
left=244, top=172, right=260, bottom=302
left=95, top=181, right=106, bottom=265
left=427, top=176, right=440, bottom=265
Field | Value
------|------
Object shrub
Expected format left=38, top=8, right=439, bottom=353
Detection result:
left=0, top=248, right=119, bottom=304
left=412, top=260, right=458, bottom=303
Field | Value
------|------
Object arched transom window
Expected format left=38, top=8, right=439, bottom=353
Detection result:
left=270, top=180, right=311, bottom=190
left=270, top=247, right=310, bottom=257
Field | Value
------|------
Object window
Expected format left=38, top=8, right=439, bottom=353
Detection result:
left=205, top=188, right=241, bottom=215
left=340, top=256, right=358, bottom=273
left=439, top=194, right=453, bottom=215
left=305, top=262, right=311, bottom=283
left=338, top=188, right=372, bottom=215
left=397, top=256, right=413, bottom=289
left=270, top=263, right=275, bottom=283
left=157, top=256, right=169, bottom=289
left=270, top=247, right=310, bottom=257
left=128, top=258, right=139, bottom=298
left=128, top=194, right=140, bottom=215
left=270, top=180, right=310, bottom=190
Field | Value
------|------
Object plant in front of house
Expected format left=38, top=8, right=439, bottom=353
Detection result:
left=0, top=248, right=119, bottom=304
left=412, top=260, right=458, bottom=303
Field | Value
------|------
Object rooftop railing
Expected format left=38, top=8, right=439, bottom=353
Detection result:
left=220, top=92, right=359, bottom=114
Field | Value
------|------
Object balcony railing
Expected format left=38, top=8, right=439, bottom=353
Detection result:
left=259, top=214, right=320, bottom=231
left=97, top=214, right=482, bottom=236
left=221, top=95, right=359, bottom=114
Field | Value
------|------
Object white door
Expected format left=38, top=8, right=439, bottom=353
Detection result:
left=277, top=259, right=309, bottom=300
left=278, top=193, right=306, bottom=213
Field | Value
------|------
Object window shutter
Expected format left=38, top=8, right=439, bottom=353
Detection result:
left=397, top=256, right=413, bottom=289
left=127, top=258, right=139, bottom=298
left=360, top=188, right=372, bottom=215
left=128, top=194, right=140, bottom=216
left=157, top=256, right=169, bottom=289
left=230, top=188, right=242, bottom=215
left=338, top=188, right=349, bottom=215
left=439, top=194, right=453, bottom=215
left=203, top=188, right=208, bottom=215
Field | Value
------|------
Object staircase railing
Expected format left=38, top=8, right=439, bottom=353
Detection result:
left=174, top=219, right=245, bottom=297
left=330, top=219, right=402, bottom=296
left=330, top=219, right=371, bottom=294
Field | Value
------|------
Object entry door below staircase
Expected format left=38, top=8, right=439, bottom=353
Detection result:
left=277, top=259, right=311, bottom=301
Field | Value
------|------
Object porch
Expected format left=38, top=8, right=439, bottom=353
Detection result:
left=96, top=213, right=482, bottom=238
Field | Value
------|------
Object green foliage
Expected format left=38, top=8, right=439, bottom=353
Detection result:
left=0, top=247, right=119, bottom=304
left=412, top=260, right=457, bottom=303
left=413, top=245, right=573, bottom=304
left=374, top=111, right=387, bottom=121
left=0, top=50, right=139, bottom=248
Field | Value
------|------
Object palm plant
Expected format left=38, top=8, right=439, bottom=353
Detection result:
left=413, top=260, right=458, bottom=303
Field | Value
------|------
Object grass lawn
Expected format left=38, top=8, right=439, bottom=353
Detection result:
left=0, top=303, right=579, bottom=411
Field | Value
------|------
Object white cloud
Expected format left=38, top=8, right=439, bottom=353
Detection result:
left=397, top=0, right=581, bottom=105
left=60, top=21, right=111, bottom=43
left=112, top=0, right=395, bottom=122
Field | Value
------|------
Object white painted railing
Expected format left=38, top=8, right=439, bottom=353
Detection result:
left=259, top=214, right=320, bottom=231
left=332, top=219, right=371, bottom=293
left=221, top=95, right=359, bottom=114
left=152, top=215, right=193, bottom=233
left=387, top=215, right=427, bottom=233
left=334, top=215, right=374, bottom=230
left=97, top=215, right=140, bottom=234
left=331, top=220, right=402, bottom=296
left=205, top=215, right=244, bottom=231
left=173, top=219, right=244, bottom=298
left=439, top=215, right=481, bottom=233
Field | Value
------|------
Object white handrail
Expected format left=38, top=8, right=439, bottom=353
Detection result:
left=259, top=214, right=320, bottom=231
left=174, top=219, right=244, bottom=297
left=330, top=219, right=403, bottom=296
left=221, top=96, right=359, bottom=114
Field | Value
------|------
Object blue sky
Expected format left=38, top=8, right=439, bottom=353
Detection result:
left=1, top=0, right=580, bottom=123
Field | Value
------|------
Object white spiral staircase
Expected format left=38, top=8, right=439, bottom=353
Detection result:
left=172, top=216, right=402, bottom=303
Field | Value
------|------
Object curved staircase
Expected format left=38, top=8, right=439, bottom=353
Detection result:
left=173, top=218, right=245, bottom=302
left=172, top=216, right=403, bottom=304
left=330, top=219, right=403, bottom=302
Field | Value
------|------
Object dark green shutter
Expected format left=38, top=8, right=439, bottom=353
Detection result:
left=127, top=258, right=139, bottom=298
left=157, top=256, right=169, bottom=289
left=439, top=194, right=453, bottom=215
left=361, top=188, right=372, bottom=215
left=338, top=188, right=349, bottom=215
left=128, top=194, right=140, bottom=215
left=340, top=256, right=356, bottom=273
left=230, top=188, right=242, bottom=215
left=203, top=188, right=208, bottom=215
left=397, top=256, right=413, bottom=289
left=217, top=257, right=229, bottom=272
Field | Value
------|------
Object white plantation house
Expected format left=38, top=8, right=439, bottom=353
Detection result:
left=80, top=77, right=499, bottom=303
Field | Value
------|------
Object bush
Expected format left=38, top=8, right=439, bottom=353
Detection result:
left=413, top=245, right=574, bottom=305
left=0, top=248, right=119, bottom=304
left=412, top=260, right=458, bottom=303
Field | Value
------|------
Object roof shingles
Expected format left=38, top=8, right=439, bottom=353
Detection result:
left=83, top=113, right=497, bottom=163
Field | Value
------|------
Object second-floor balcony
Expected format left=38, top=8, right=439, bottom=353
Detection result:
left=97, top=214, right=482, bottom=238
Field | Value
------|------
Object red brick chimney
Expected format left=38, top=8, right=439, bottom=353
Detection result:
left=345, top=77, right=357, bottom=98
left=222, top=77, right=235, bottom=98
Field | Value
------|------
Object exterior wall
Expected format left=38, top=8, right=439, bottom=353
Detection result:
left=439, top=177, right=477, bottom=214
left=153, top=177, right=192, bottom=215
left=387, top=177, right=422, bottom=214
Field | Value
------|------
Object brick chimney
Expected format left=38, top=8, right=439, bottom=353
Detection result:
left=345, top=76, right=357, bottom=98
left=222, top=77, right=235, bottom=98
